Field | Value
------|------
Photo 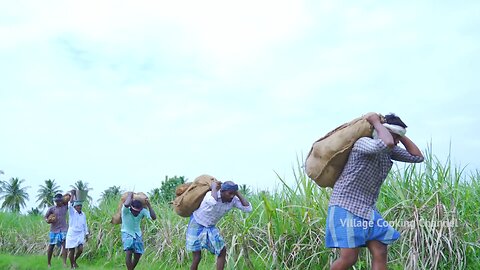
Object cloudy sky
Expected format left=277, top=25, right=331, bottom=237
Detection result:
left=1, top=1, right=479, bottom=211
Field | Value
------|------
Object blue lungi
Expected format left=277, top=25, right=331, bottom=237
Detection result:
left=186, top=215, right=225, bottom=256
left=325, top=206, right=400, bottom=248
left=122, top=232, right=145, bottom=254
left=49, top=232, right=67, bottom=247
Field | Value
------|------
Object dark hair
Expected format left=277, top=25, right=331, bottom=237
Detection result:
left=131, top=200, right=143, bottom=209
left=385, top=113, right=407, bottom=128
left=53, top=193, right=63, bottom=201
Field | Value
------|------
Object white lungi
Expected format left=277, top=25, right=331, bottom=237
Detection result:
left=65, top=230, right=85, bottom=248
left=66, top=205, right=88, bottom=249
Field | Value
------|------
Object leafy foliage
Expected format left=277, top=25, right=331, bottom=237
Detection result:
left=36, top=179, right=62, bottom=209
left=158, top=175, right=186, bottom=203
left=99, top=185, right=123, bottom=203
left=148, top=188, right=161, bottom=204
left=0, top=177, right=30, bottom=212
left=70, top=180, right=93, bottom=202
left=27, top=207, right=42, bottom=216
left=239, top=184, right=252, bottom=197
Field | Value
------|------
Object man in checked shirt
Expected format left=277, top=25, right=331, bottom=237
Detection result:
left=326, top=113, right=424, bottom=270
left=186, top=180, right=252, bottom=270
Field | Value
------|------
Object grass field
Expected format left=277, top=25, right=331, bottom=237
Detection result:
left=1, top=152, right=479, bottom=269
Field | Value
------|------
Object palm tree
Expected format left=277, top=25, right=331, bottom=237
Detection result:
left=27, top=207, right=42, bottom=216
left=70, top=180, right=93, bottom=202
left=239, top=184, right=252, bottom=197
left=0, top=170, right=4, bottom=193
left=99, top=185, right=123, bottom=203
left=36, top=179, right=62, bottom=209
left=0, top=177, right=30, bottom=212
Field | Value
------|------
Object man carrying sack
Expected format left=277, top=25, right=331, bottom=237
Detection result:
left=325, top=113, right=424, bottom=270
left=121, top=192, right=157, bottom=270
left=186, top=180, right=252, bottom=270
left=44, top=193, right=69, bottom=268
left=65, top=190, right=89, bottom=269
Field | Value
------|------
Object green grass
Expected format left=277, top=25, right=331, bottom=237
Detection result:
left=0, top=253, right=220, bottom=270
left=1, top=150, right=480, bottom=269
left=0, top=254, right=51, bottom=270
left=0, top=254, right=127, bottom=270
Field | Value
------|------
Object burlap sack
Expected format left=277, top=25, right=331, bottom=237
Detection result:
left=46, top=213, right=56, bottom=224
left=172, top=174, right=216, bottom=217
left=175, top=183, right=192, bottom=197
left=305, top=113, right=383, bottom=188
left=62, top=193, right=71, bottom=206
left=111, top=192, right=148, bottom=224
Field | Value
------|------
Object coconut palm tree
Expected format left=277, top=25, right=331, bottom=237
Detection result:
left=239, top=184, right=252, bottom=197
left=36, top=179, right=62, bottom=209
left=99, top=185, right=123, bottom=203
left=0, top=177, right=30, bottom=212
left=0, top=170, right=4, bottom=193
left=70, top=180, right=93, bottom=202
left=27, top=207, right=42, bottom=216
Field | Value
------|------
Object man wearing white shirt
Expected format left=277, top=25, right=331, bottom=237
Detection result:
left=65, top=191, right=89, bottom=269
left=186, top=181, right=252, bottom=270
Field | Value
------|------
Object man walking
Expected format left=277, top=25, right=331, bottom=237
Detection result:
left=325, top=113, right=424, bottom=269
left=44, top=193, right=68, bottom=268
left=65, top=190, right=89, bottom=269
left=121, top=192, right=157, bottom=270
left=187, top=181, right=252, bottom=270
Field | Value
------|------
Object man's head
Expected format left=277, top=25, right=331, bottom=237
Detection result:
left=53, top=194, right=63, bottom=206
left=384, top=113, right=407, bottom=144
left=220, top=181, right=238, bottom=203
left=73, top=200, right=83, bottom=213
left=130, top=200, right=143, bottom=216
left=384, top=113, right=407, bottom=128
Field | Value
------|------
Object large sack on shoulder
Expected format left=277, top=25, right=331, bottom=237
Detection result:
left=172, top=174, right=216, bottom=217
left=62, top=193, right=71, bottom=206
left=305, top=112, right=383, bottom=188
left=175, top=183, right=192, bottom=197
left=111, top=192, right=148, bottom=225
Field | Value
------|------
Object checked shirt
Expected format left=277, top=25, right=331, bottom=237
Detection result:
left=329, top=137, right=424, bottom=220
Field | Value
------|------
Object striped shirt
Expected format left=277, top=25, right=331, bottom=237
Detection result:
left=192, top=191, right=252, bottom=227
left=329, top=137, right=424, bottom=220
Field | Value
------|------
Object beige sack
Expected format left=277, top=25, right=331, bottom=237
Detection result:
left=175, top=183, right=192, bottom=197
left=305, top=113, right=383, bottom=188
left=46, top=213, right=56, bottom=224
left=111, top=192, right=148, bottom=224
left=172, top=174, right=217, bottom=217
left=62, top=193, right=71, bottom=205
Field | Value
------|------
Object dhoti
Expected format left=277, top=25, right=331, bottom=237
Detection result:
left=65, top=230, right=86, bottom=249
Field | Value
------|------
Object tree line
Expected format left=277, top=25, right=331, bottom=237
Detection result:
left=0, top=175, right=187, bottom=215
